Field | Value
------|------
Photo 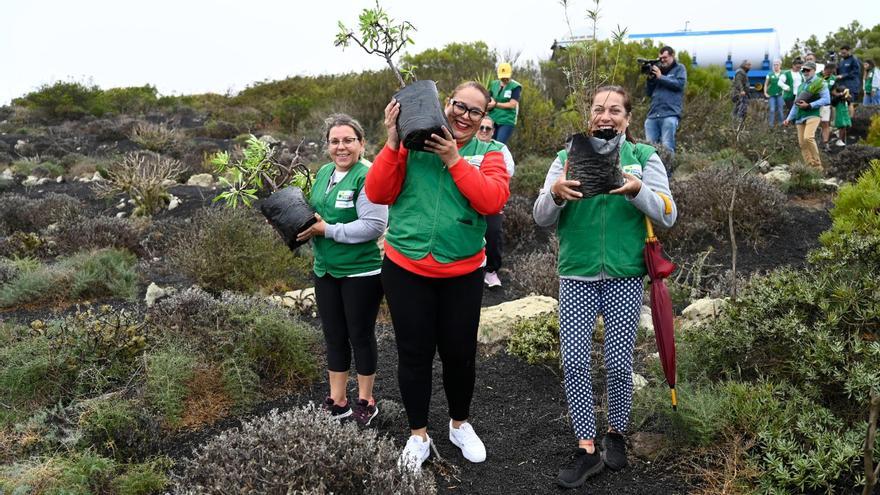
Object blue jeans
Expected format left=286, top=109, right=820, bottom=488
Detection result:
left=768, top=95, right=784, bottom=125
left=644, top=116, right=679, bottom=155
left=865, top=91, right=880, bottom=105
left=493, top=124, right=515, bottom=144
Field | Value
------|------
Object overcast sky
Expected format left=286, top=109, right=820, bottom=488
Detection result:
left=3, top=0, right=877, bottom=105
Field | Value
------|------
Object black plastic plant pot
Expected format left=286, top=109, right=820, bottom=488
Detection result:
left=565, top=132, right=625, bottom=198
left=795, top=90, right=820, bottom=104
left=393, top=80, right=448, bottom=152
left=258, top=186, right=316, bottom=250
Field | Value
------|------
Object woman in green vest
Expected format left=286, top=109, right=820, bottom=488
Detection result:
left=295, top=113, right=388, bottom=426
left=366, top=81, right=511, bottom=472
left=764, top=59, right=785, bottom=126
left=533, top=86, right=677, bottom=489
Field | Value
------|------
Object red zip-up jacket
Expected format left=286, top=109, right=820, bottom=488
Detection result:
left=365, top=142, right=510, bottom=278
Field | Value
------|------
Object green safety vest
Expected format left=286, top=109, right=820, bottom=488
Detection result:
left=794, top=77, right=827, bottom=120
left=866, top=69, right=875, bottom=93
left=555, top=140, right=655, bottom=278
left=386, top=138, right=503, bottom=263
left=309, top=161, right=382, bottom=277
left=488, top=79, right=521, bottom=126
left=766, top=72, right=783, bottom=96
left=782, top=70, right=798, bottom=100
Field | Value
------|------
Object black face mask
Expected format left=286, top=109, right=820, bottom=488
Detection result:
left=591, top=128, right=619, bottom=140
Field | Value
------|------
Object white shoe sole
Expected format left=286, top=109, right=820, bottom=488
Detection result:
left=449, top=431, right=486, bottom=463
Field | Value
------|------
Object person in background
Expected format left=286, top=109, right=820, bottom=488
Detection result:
left=534, top=85, right=677, bottom=490
left=836, top=44, right=862, bottom=114
left=864, top=60, right=880, bottom=105
left=476, top=116, right=515, bottom=289
left=764, top=59, right=786, bottom=126
left=805, top=52, right=825, bottom=73
left=784, top=61, right=831, bottom=170
left=782, top=58, right=804, bottom=115
left=366, top=81, right=510, bottom=472
left=487, top=63, right=521, bottom=144
left=819, top=63, right=837, bottom=151
left=831, top=80, right=852, bottom=146
left=732, top=60, right=752, bottom=122
left=296, top=113, right=388, bottom=426
left=644, top=46, right=687, bottom=168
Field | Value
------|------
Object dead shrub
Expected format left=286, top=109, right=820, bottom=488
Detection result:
left=503, top=195, right=536, bottom=251
left=508, top=239, right=559, bottom=299
left=53, top=216, right=150, bottom=257
left=662, top=165, right=787, bottom=250
left=825, top=144, right=880, bottom=183
left=179, top=365, right=233, bottom=430
left=0, top=193, right=82, bottom=234
left=129, top=121, right=182, bottom=154
left=93, top=152, right=183, bottom=217
left=174, top=404, right=436, bottom=495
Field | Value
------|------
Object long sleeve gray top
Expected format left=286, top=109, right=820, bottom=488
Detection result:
left=322, top=169, right=388, bottom=244
left=533, top=142, right=677, bottom=280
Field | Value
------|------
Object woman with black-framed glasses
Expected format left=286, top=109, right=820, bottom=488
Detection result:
left=366, top=81, right=510, bottom=472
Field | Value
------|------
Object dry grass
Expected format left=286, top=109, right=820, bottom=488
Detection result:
left=179, top=366, right=233, bottom=430
left=684, top=433, right=760, bottom=495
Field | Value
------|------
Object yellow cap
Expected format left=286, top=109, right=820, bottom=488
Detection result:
left=497, top=63, right=512, bottom=79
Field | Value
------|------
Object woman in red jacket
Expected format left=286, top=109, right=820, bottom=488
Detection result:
left=366, top=81, right=510, bottom=472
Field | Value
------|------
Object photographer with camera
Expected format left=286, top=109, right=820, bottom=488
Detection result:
left=643, top=46, right=687, bottom=172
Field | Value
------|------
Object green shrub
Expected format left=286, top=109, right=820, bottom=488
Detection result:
left=78, top=397, right=157, bottom=461
left=0, top=334, right=57, bottom=425
left=507, top=312, right=560, bottom=365
left=93, top=152, right=183, bottom=217
left=865, top=113, right=880, bottom=147
left=0, top=192, right=82, bottom=235
left=509, top=154, right=551, bottom=197
left=145, top=348, right=196, bottom=427
left=128, top=122, right=181, bottom=154
left=782, top=162, right=824, bottom=195
left=12, top=81, right=104, bottom=120
left=98, top=86, right=159, bottom=116
left=0, top=453, right=168, bottom=495
left=168, top=207, right=312, bottom=292
left=819, top=159, right=880, bottom=243
left=11, top=159, right=65, bottom=178
left=175, top=404, right=436, bottom=494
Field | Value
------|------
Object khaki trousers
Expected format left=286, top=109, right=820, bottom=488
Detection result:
left=796, top=117, right=823, bottom=170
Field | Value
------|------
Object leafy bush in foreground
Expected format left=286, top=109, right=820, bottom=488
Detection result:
left=507, top=312, right=560, bottom=366
left=169, top=207, right=311, bottom=292
left=175, top=404, right=436, bottom=495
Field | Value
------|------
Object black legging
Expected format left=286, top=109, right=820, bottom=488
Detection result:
left=485, top=212, right=504, bottom=273
left=314, top=273, right=383, bottom=375
left=381, top=257, right=484, bottom=429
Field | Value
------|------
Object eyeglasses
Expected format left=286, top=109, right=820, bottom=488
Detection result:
left=801, top=69, right=813, bottom=73
left=328, top=137, right=359, bottom=147
left=478, top=125, right=494, bottom=132
left=450, top=100, right=486, bottom=121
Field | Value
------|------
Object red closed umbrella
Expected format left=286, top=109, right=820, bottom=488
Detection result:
left=644, top=219, right=678, bottom=410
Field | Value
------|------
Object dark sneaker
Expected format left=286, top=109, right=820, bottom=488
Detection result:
left=601, top=432, right=628, bottom=470
left=352, top=398, right=378, bottom=426
left=556, top=448, right=603, bottom=488
left=323, top=397, right=352, bottom=420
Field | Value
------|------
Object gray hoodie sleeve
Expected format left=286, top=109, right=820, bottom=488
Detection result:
left=533, top=156, right=566, bottom=227
left=626, top=153, right=677, bottom=228
left=533, top=153, right=677, bottom=229
left=323, top=187, right=388, bottom=244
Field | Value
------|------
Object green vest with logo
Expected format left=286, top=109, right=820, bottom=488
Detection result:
left=386, top=138, right=504, bottom=263
left=309, top=161, right=382, bottom=277
left=488, top=79, right=521, bottom=126
left=866, top=68, right=874, bottom=93
left=766, top=72, right=783, bottom=96
left=794, top=77, right=827, bottom=120
left=782, top=70, right=797, bottom=100
left=555, top=140, right=655, bottom=278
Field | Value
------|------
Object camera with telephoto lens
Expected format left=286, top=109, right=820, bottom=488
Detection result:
left=638, top=58, right=661, bottom=78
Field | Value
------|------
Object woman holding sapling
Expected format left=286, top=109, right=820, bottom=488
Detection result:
left=366, top=82, right=510, bottom=472
left=296, top=114, right=387, bottom=427
left=533, top=86, right=677, bottom=489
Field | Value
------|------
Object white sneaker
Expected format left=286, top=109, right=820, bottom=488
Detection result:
left=835, top=139, right=845, bottom=146
left=484, top=271, right=502, bottom=288
left=449, top=420, right=486, bottom=463
left=398, top=434, right=431, bottom=472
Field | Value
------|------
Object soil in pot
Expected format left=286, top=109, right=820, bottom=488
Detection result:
left=393, top=80, right=449, bottom=152
left=565, top=132, right=625, bottom=198
left=258, top=186, right=316, bottom=250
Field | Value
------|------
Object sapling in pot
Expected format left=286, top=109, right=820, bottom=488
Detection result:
left=335, top=1, right=447, bottom=152
left=210, top=135, right=316, bottom=250
left=565, top=129, right=625, bottom=198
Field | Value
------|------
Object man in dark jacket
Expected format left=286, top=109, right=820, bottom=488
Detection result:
left=837, top=45, right=862, bottom=114
left=732, top=60, right=752, bottom=122
left=645, top=46, right=687, bottom=168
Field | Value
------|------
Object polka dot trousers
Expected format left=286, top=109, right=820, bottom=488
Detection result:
left=559, top=277, right=643, bottom=440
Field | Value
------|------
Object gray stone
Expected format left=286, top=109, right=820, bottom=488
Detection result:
left=680, top=297, right=728, bottom=331
left=145, top=282, right=174, bottom=307
left=0, top=168, right=12, bottom=180
left=630, top=432, right=666, bottom=460
left=638, top=305, right=653, bottom=334
left=763, top=169, right=791, bottom=186
left=167, top=195, right=181, bottom=210
left=186, top=173, right=214, bottom=188
left=820, top=178, right=840, bottom=191
left=478, top=296, right=558, bottom=344
left=55, top=175, right=64, bottom=183
left=632, top=372, right=648, bottom=392
left=259, top=135, right=280, bottom=145
left=21, top=175, right=39, bottom=186
left=116, top=211, right=126, bottom=218
left=91, top=171, right=105, bottom=182
left=270, top=287, right=316, bottom=313
left=36, top=177, right=51, bottom=185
